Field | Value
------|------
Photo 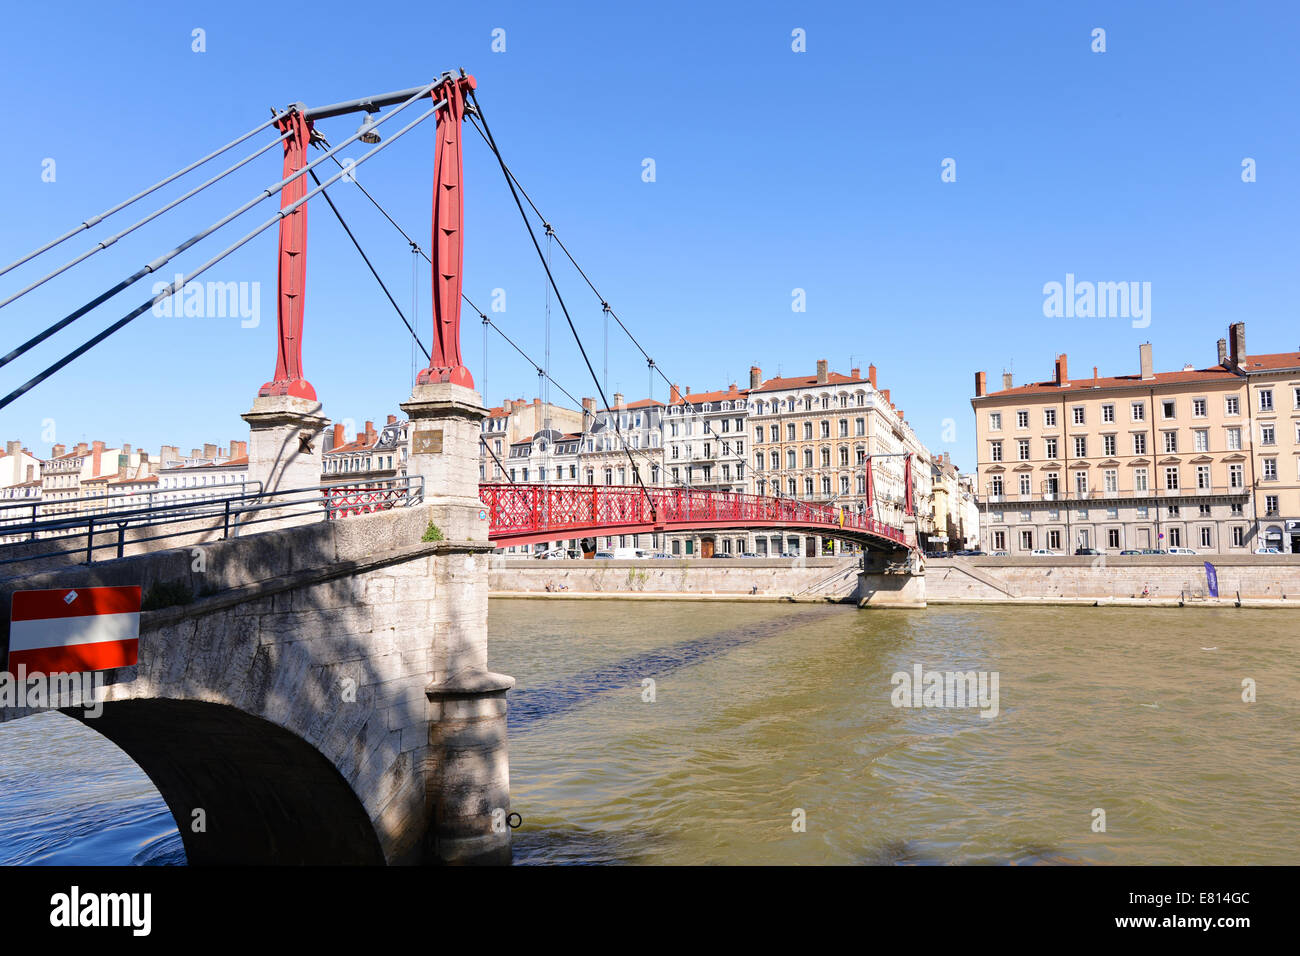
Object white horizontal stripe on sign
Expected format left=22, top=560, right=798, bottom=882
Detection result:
left=8, top=611, right=141, bottom=653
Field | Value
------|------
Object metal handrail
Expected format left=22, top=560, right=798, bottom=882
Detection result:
left=0, top=476, right=424, bottom=567
left=0, top=480, right=264, bottom=524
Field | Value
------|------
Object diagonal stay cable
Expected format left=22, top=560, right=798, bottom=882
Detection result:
left=0, top=113, right=284, bottom=279
left=0, top=130, right=294, bottom=313
left=0, top=100, right=441, bottom=412
left=468, top=88, right=656, bottom=518
left=0, top=82, right=441, bottom=372
left=306, top=165, right=429, bottom=361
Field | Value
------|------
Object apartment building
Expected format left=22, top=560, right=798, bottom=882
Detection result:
left=972, top=341, right=1252, bottom=554
left=1231, top=324, right=1300, bottom=553
left=663, top=383, right=749, bottom=494
left=746, top=360, right=935, bottom=556
left=479, top=396, right=585, bottom=483
left=322, top=417, right=407, bottom=486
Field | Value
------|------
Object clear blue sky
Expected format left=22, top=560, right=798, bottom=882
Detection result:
left=1, top=0, right=1296, bottom=471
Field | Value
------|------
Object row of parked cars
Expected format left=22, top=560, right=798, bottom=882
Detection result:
left=533, top=548, right=810, bottom=560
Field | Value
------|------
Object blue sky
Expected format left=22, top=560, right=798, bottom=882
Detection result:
left=0, top=0, right=1296, bottom=470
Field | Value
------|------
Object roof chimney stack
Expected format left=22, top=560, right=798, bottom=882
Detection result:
left=1139, top=342, right=1154, bottom=380
left=749, top=366, right=761, bottom=390
left=974, top=371, right=986, bottom=398
left=1002, top=371, right=1013, bottom=391
left=1217, top=338, right=1228, bottom=366
left=816, top=359, right=829, bottom=384
left=332, top=423, right=345, bottom=448
left=1229, top=322, right=1246, bottom=369
left=669, top=384, right=682, bottom=404
left=1054, top=353, right=1069, bottom=385
left=613, top=392, right=625, bottom=408
left=868, top=364, right=877, bottom=388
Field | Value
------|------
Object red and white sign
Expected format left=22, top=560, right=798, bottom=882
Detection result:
left=8, top=586, right=141, bottom=672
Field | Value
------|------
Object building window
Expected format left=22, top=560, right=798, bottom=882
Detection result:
left=1262, top=458, right=1278, bottom=481
left=1072, top=406, right=1085, bottom=425
left=855, top=417, right=865, bottom=436
left=839, top=447, right=849, bottom=466
left=1016, top=410, right=1029, bottom=428
left=993, top=531, right=1006, bottom=550
left=1168, top=504, right=1180, bottom=517
left=1103, top=435, right=1116, bottom=456
left=1101, top=404, right=1115, bottom=423
left=803, top=449, right=813, bottom=468
left=1226, top=427, right=1241, bottom=450
left=1020, top=530, right=1034, bottom=551
left=990, top=475, right=1004, bottom=496
left=1192, top=398, right=1207, bottom=417
left=787, top=423, right=796, bottom=441
left=1259, top=389, right=1274, bottom=411
left=1073, top=436, right=1087, bottom=458
left=1044, top=408, right=1057, bottom=427
left=805, top=422, right=814, bottom=440
left=1163, top=431, right=1177, bottom=454
left=1104, top=469, right=1118, bottom=492
left=990, top=412, right=1002, bottom=431
left=1161, top=400, right=1176, bottom=419
left=1131, top=402, right=1146, bottom=422
left=1018, top=474, right=1031, bottom=495
left=1164, top=467, right=1179, bottom=490
left=1133, top=433, right=1147, bottom=455
left=1199, top=503, right=1211, bottom=517
left=1074, top=471, right=1088, bottom=495
left=1044, top=438, right=1058, bottom=459
left=1225, top=395, right=1239, bottom=415
left=1107, top=528, right=1121, bottom=549
left=1229, top=463, right=1244, bottom=488
left=1260, top=424, right=1276, bottom=445
left=1265, top=494, right=1279, bottom=515
left=1047, top=530, right=1061, bottom=551
left=1018, top=439, right=1031, bottom=460
left=990, top=441, right=1003, bottom=462
left=1196, top=465, right=1211, bottom=489
left=1136, top=506, right=1149, bottom=518
left=1232, top=526, right=1244, bottom=547
left=1194, top=430, right=1209, bottom=452
left=1168, top=528, right=1182, bottom=548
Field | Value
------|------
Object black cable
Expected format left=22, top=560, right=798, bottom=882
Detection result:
left=306, top=166, right=429, bottom=361
left=469, top=88, right=656, bottom=517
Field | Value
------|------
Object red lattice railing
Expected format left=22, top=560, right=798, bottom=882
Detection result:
left=478, top=483, right=909, bottom=548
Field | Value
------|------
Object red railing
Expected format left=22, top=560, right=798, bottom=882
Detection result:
left=324, top=478, right=422, bottom=519
left=478, top=483, right=910, bottom=548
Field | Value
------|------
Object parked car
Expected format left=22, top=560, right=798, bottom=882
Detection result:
left=962, top=549, right=987, bottom=556
left=739, top=552, right=760, bottom=559
left=1119, top=549, right=1143, bottom=555
left=1030, top=549, right=1057, bottom=556
left=534, top=547, right=579, bottom=560
left=594, top=548, right=646, bottom=559
left=648, top=551, right=673, bottom=559
left=924, top=550, right=950, bottom=558
left=1167, top=547, right=1198, bottom=555
left=710, top=552, right=733, bottom=559
left=1254, top=547, right=1282, bottom=555
left=1074, top=548, right=1102, bottom=556
left=990, top=550, right=1010, bottom=557
left=1140, top=548, right=1168, bottom=555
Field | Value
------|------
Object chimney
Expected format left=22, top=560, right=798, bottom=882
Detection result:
left=161, top=445, right=178, bottom=464
left=52, top=444, right=65, bottom=457
left=91, top=441, right=101, bottom=475
left=1216, top=338, right=1228, bottom=366
left=1093, top=366, right=1098, bottom=380
left=503, top=399, right=513, bottom=414
left=816, top=359, right=829, bottom=384
left=1002, top=371, right=1013, bottom=391
left=896, top=409, right=904, bottom=420
left=1054, top=353, right=1069, bottom=385
left=749, top=366, right=761, bottom=390
left=1139, top=342, right=1154, bottom=380
left=613, top=392, right=625, bottom=408
left=670, top=384, right=682, bottom=404
left=25, top=464, right=34, bottom=482
left=581, top=397, right=596, bottom=415
left=974, top=372, right=986, bottom=397
left=122, top=443, right=132, bottom=457
left=1229, top=322, right=1246, bottom=368
left=533, top=397, right=540, bottom=406
left=387, top=414, right=397, bottom=425
left=203, top=443, right=217, bottom=459
left=230, top=440, right=247, bottom=459
left=882, top=389, right=891, bottom=405
left=5, top=440, right=18, bottom=457
left=728, top=383, right=738, bottom=394
left=364, top=421, right=376, bottom=442
left=80, top=442, right=93, bottom=455
left=333, top=423, right=345, bottom=448
left=868, top=364, right=877, bottom=388
left=850, top=366, right=861, bottom=380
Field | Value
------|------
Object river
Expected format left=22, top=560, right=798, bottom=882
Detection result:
left=1, top=602, right=1295, bottom=865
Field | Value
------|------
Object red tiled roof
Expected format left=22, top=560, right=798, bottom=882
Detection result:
left=979, top=364, right=1241, bottom=399
left=751, top=372, right=868, bottom=393
left=601, top=398, right=663, bottom=411
left=1242, top=351, right=1300, bottom=371
left=673, top=386, right=748, bottom=405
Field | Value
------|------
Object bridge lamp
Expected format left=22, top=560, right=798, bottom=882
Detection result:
left=356, top=112, right=381, bottom=144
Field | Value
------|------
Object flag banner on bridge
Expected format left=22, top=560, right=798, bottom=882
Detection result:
left=7, top=586, right=141, bottom=672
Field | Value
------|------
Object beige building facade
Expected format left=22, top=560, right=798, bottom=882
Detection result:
left=972, top=323, right=1298, bottom=554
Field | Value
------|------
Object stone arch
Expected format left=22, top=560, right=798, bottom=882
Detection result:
left=73, top=698, right=385, bottom=865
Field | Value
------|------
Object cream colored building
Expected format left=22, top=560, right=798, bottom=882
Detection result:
left=972, top=336, right=1256, bottom=554
left=1234, top=324, right=1300, bottom=553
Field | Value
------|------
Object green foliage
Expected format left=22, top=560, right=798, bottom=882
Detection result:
left=141, top=579, right=194, bottom=611
left=421, top=521, right=445, bottom=543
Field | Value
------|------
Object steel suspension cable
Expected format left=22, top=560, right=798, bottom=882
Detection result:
left=0, top=130, right=294, bottom=313
left=0, top=83, right=441, bottom=372
left=0, top=101, right=441, bottom=412
left=468, top=89, right=656, bottom=516
left=0, top=113, right=284, bottom=279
